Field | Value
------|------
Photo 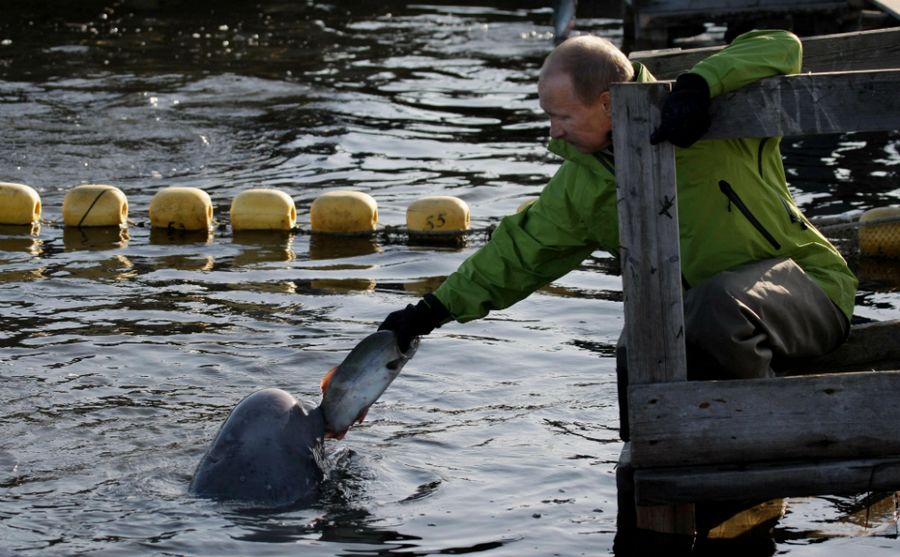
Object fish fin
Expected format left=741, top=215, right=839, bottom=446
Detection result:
left=320, top=367, right=337, bottom=395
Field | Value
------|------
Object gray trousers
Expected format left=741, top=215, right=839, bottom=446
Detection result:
left=616, top=257, right=850, bottom=440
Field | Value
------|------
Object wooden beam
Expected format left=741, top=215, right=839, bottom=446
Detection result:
left=610, top=82, right=687, bottom=384
left=704, top=69, right=900, bottom=139
left=617, top=444, right=697, bottom=534
left=634, top=456, right=900, bottom=504
left=630, top=27, right=900, bottom=79
left=634, top=0, right=845, bottom=19
left=628, top=370, right=900, bottom=467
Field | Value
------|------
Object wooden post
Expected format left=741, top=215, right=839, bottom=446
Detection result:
left=611, top=81, right=692, bottom=534
left=610, top=81, right=687, bottom=385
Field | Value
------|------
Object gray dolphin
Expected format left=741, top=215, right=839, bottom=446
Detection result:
left=189, top=330, right=418, bottom=507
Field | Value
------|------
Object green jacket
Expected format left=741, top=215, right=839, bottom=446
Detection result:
left=434, top=30, right=857, bottom=322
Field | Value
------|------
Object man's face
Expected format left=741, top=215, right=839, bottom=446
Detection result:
left=538, top=72, right=612, bottom=154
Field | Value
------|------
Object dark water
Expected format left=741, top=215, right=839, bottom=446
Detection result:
left=1, top=2, right=899, bottom=555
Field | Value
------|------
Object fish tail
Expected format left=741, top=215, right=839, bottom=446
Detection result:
left=320, top=366, right=338, bottom=395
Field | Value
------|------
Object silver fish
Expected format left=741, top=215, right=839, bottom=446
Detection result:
left=320, top=330, right=418, bottom=439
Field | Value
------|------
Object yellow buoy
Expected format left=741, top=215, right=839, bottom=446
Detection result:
left=858, top=206, right=900, bottom=259
left=309, top=190, right=378, bottom=235
left=0, top=182, right=41, bottom=225
left=406, top=196, right=470, bottom=239
left=230, top=188, right=297, bottom=232
left=63, top=184, right=129, bottom=227
left=149, top=186, right=213, bottom=231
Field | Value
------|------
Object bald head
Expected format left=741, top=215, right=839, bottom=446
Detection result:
left=540, top=36, right=634, bottom=106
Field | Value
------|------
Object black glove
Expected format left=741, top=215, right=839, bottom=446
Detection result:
left=378, top=293, right=450, bottom=353
left=650, top=73, right=711, bottom=148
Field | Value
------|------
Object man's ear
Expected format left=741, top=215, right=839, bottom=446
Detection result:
left=598, top=90, right=612, bottom=115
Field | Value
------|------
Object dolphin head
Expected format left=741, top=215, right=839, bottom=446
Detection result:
left=189, top=388, right=326, bottom=508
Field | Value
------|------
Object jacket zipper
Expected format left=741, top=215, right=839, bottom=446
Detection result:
left=781, top=197, right=808, bottom=230
left=757, top=137, right=768, bottom=179
left=719, top=180, right=782, bottom=250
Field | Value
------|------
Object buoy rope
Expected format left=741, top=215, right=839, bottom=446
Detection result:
left=77, top=189, right=110, bottom=227
left=21, top=210, right=900, bottom=261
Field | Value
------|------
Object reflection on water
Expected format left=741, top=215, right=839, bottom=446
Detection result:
left=149, top=227, right=213, bottom=246
left=0, top=224, right=42, bottom=255
left=232, top=230, right=296, bottom=266
left=63, top=226, right=130, bottom=251
left=0, top=1, right=899, bottom=556
left=858, top=257, right=900, bottom=289
left=309, top=234, right=381, bottom=261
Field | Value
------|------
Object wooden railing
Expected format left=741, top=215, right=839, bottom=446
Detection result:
left=611, top=39, right=900, bottom=532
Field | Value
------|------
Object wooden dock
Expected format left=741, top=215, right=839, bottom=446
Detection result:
left=624, top=0, right=898, bottom=50
left=611, top=27, right=900, bottom=539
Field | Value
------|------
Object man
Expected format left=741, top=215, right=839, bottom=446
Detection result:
left=379, top=30, right=856, bottom=438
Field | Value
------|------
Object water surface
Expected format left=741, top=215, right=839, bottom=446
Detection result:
left=1, top=2, right=899, bottom=555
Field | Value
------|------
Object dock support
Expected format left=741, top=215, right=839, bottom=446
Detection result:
left=610, top=80, right=695, bottom=532
left=609, top=62, right=900, bottom=537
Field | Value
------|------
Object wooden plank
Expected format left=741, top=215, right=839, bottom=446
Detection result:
left=787, top=319, right=900, bottom=374
left=634, top=456, right=900, bottom=504
left=617, top=444, right=697, bottom=535
left=704, top=69, right=900, bottom=139
left=628, top=370, right=900, bottom=467
left=634, top=0, right=844, bottom=17
left=610, top=82, right=687, bottom=384
left=630, top=27, right=900, bottom=79
left=632, top=0, right=847, bottom=30
left=871, top=0, right=900, bottom=19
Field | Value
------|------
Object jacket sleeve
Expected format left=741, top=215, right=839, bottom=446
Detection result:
left=689, top=29, right=802, bottom=97
left=433, top=163, right=604, bottom=323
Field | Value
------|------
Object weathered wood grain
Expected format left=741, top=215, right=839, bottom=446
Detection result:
left=610, top=82, right=687, bottom=384
left=617, top=444, right=697, bottom=534
left=628, top=370, right=900, bottom=467
left=630, top=27, right=900, bottom=79
left=634, top=0, right=845, bottom=18
left=634, top=456, right=900, bottom=504
left=704, top=69, right=900, bottom=139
